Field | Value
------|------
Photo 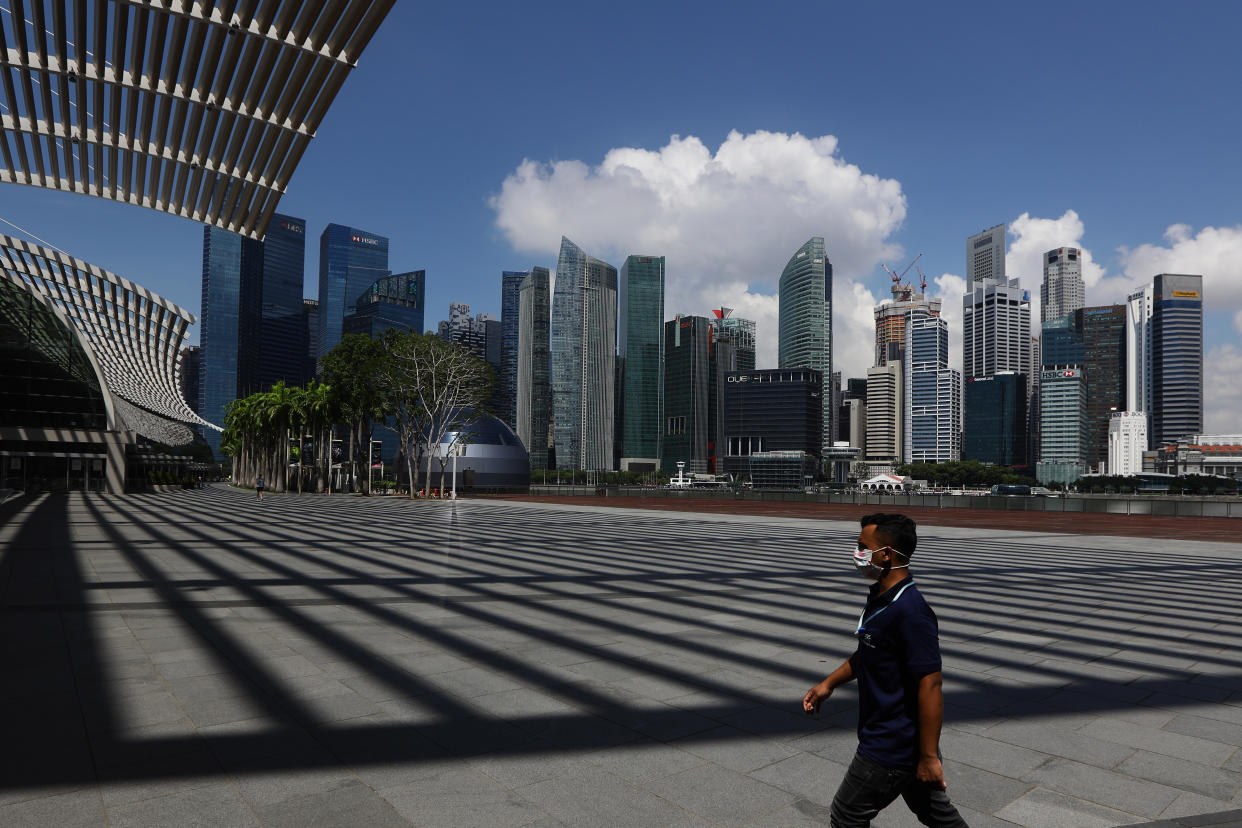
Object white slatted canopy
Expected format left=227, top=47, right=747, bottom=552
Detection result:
left=0, top=233, right=215, bottom=428
left=0, top=0, right=394, bottom=238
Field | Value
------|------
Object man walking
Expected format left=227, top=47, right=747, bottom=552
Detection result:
left=803, top=513, right=967, bottom=827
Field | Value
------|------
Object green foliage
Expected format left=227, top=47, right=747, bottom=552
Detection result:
left=893, top=461, right=1036, bottom=488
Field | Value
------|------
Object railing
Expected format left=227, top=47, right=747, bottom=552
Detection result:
left=528, top=486, right=1242, bottom=518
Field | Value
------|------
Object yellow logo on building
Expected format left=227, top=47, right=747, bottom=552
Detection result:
left=1172, top=290, right=1200, bottom=298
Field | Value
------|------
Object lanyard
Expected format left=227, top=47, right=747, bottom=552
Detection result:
left=856, top=581, right=915, bottom=634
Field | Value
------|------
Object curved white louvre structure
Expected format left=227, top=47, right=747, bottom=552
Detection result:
left=0, top=233, right=212, bottom=430
left=0, top=0, right=394, bottom=238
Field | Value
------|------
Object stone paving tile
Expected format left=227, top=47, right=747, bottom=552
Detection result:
left=1116, top=749, right=1242, bottom=800
left=1158, top=791, right=1242, bottom=820
left=939, top=728, right=1050, bottom=778
left=516, top=765, right=689, bottom=827
left=994, top=787, right=1142, bottom=828
left=250, top=779, right=410, bottom=828
left=1078, top=717, right=1238, bottom=764
left=669, top=725, right=801, bottom=774
left=747, top=751, right=848, bottom=807
left=0, top=788, right=106, bottom=828
left=1021, top=756, right=1184, bottom=818
left=1162, top=713, right=1242, bottom=749
left=105, top=782, right=257, bottom=828
left=982, top=720, right=1137, bottom=768
left=584, top=741, right=708, bottom=787
left=646, top=762, right=797, bottom=826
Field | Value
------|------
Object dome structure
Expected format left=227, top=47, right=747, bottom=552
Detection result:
left=421, top=410, right=530, bottom=490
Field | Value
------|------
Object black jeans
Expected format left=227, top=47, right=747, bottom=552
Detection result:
left=829, top=752, right=969, bottom=828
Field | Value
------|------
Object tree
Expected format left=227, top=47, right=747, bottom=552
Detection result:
left=378, top=331, right=494, bottom=498
left=319, top=335, right=392, bottom=494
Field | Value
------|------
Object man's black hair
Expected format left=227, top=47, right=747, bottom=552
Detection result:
left=860, top=513, right=917, bottom=559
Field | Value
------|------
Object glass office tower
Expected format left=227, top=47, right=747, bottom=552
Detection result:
left=1150, top=274, right=1203, bottom=447
left=342, top=271, right=426, bottom=338
left=517, top=267, right=552, bottom=469
left=962, top=373, right=1027, bottom=467
left=317, top=224, right=389, bottom=359
left=904, top=313, right=961, bottom=463
left=199, top=213, right=307, bottom=460
left=619, top=255, right=665, bottom=469
left=551, top=237, right=617, bottom=471
left=257, top=216, right=307, bottom=390
left=778, top=237, right=832, bottom=452
left=499, top=271, right=528, bottom=429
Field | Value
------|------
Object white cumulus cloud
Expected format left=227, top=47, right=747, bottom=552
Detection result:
left=490, top=130, right=907, bottom=372
left=1007, top=210, right=1107, bottom=325
left=1095, top=223, right=1242, bottom=311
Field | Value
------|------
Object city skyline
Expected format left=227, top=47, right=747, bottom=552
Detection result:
left=0, top=3, right=1238, bottom=432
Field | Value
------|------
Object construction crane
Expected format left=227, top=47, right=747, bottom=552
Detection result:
left=916, top=265, right=929, bottom=293
left=881, top=252, right=923, bottom=286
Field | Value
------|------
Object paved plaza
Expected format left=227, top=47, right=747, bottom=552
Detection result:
left=1, top=488, right=1241, bottom=827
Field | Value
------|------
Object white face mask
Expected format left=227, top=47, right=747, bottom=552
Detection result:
left=852, top=545, right=908, bottom=580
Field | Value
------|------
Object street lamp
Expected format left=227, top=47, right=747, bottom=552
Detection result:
left=368, top=438, right=383, bottom=494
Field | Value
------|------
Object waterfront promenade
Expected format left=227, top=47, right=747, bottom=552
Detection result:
left=1, top=488, right=1240, bottom=826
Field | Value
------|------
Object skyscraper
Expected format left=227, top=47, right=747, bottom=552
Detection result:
left=962, top=278, right=1032, bottom=379
left=874, top=279, right=942, bottom=366
left=342, top=271, right=425, bottom=338
left=778, top=237, right=832, bottom=452
left=199, top=214, right=306, bottom=459
left=257, top=216, right=308, bottom=390
left=317, top=224, right=389, bottom=358
left=662, top=315, right=735, bottom=474
left=517, top=267, right=552, bottom=469
left=499, top=271, right=528, bottom=429
left=1038, top=317, right=1087, bottom=483
left=967, top=224, right=1006, bottom=284
left=963, top=373, right=1027, bottom=467
left=1150, top=274, right=1203, bottom=447
left=712, top=308, right=757, bottom=372
left=551, top=237, right=618, bottom=470
left=1125, top=275, right=1203, bottom=448
left=865, top=362, right=902, bottom=463
left=1041, top=247, right=1085, bottom=323
left=619, top=255, right=665, bottom=470
left=302, top=299, right=319, bottom=380
left=1037, top=366, right=1087, bottom=484
left=1077, top=306, right=1126, bottom=471
left=904, top=313, right=961, bottom=463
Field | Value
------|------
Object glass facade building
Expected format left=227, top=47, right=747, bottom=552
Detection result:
left=317, top=224, right=390, bottom=359
left=342, top=271, right=426, bottom=338
left=1078, top=305, right=1126, bottom=470
left=1150, top=274, right=1203, bottom=447
left=619, top=255, right=665, bottom=468
left=662, top=315, right=735, bottom=474
left=199, top=227, right=245, bottom=459
left=199, top=214, right=306, bottom=459
left=712, top=310, right=756, bottom=372
left=722, top=368, right=823, bottom=479
left=498, top=271, right=528, bottom=429
left=904, top=313, right=961, bottom=463
left=963, top=373, right=1028, bottom=467
left=257, top=216, right=308, bottom=390
left=1037, top=367, right=1087, bottom=484
left=517, top=267, right=552, bottom=469
left=551, top=237, right=617, bottom=470
left=778, top=237, right=832, bottom=451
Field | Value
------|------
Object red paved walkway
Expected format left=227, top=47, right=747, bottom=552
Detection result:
left=489, top=494, right=1242, bottom=542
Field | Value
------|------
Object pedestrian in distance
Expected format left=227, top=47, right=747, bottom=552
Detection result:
left=255, top=474, right=264, bottom=501
left=803, top=512, right=968, bottom=827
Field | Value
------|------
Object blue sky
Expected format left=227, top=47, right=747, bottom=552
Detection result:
left=2, top=1, right=1240, bottom=429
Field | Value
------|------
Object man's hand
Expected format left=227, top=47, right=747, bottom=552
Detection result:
left=802, top=680, right=832, bottom=715
left=916, top=755, right=946, bottom=790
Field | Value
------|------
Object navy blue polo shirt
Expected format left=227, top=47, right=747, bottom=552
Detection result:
left=849, top=576, right=942, bottom=769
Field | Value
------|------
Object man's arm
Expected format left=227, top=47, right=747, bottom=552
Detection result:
left=802, top=655, right=856, bottom=715
left=915, top=670, right=946, bottom=789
